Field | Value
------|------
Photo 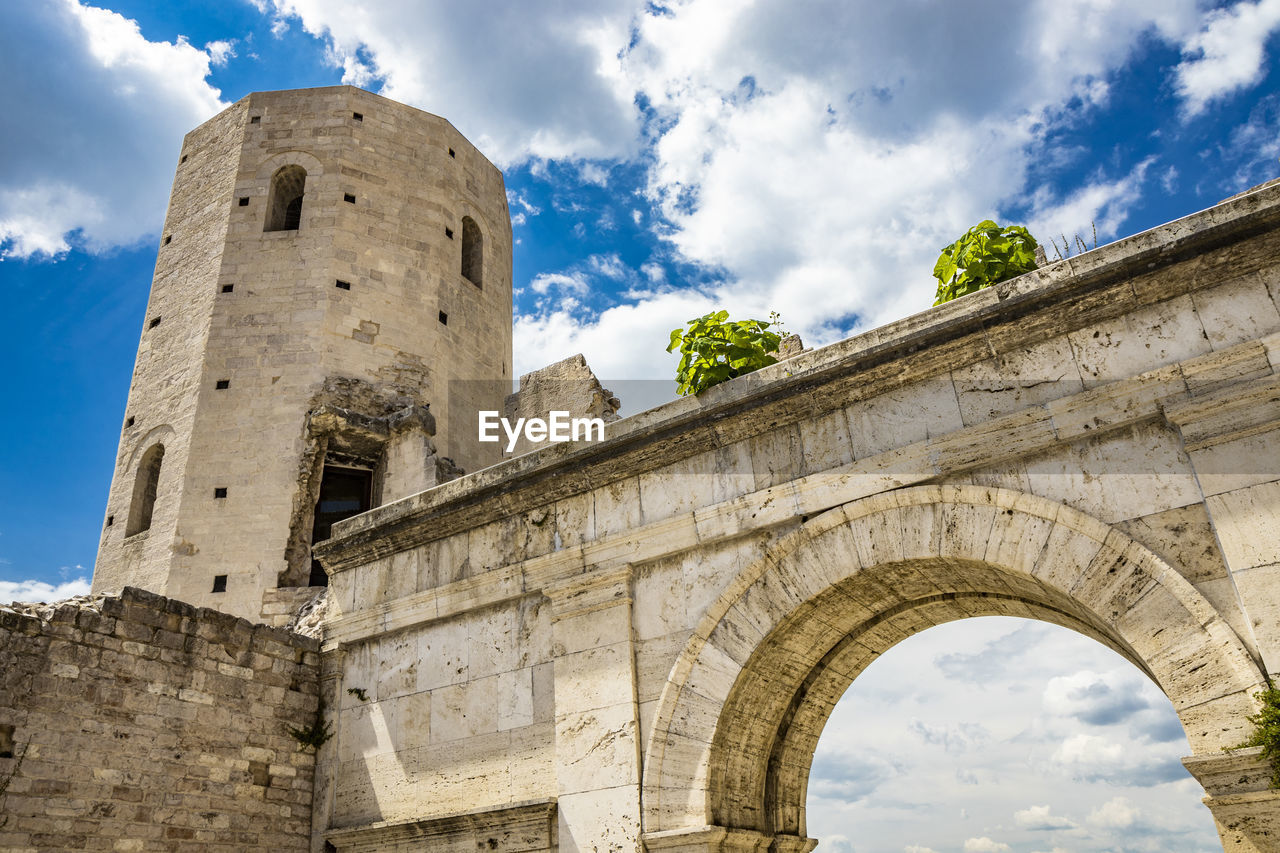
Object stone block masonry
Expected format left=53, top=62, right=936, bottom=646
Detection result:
left=0, top=587, right=319, bottom=852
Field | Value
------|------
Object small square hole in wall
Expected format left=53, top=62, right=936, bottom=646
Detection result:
left=335, top=279, right=351, bottom=290
left=149, top=317, right=162, bottom=329
left=238, top=197, right=249, bottom=207
left=352, top=111, right=363, bottom=122
left=221, top=284, right=234, bottom=293
left=439, top=311, right=448, bottom=325
left=163, top=235, right=172, bottom=245
left=250, top=115, right=260, bottom=124
left=106, top=515, right=114, bottom=527
left=215, top=379, right=230, bottom=390
left=125, top=416, right=135, bottom=428
left=0, top=724, right=14, bottom=759
left=445, top=227, right=454, bottom=240
left=181, top=154, right=188, bottom=164
left=343, top=193, right=356, bottom=204
left=448, top=147, right=455, bottom=158
left=212, top=575, right=227, bottom=593
left=214, top=487, right=228, bottom=499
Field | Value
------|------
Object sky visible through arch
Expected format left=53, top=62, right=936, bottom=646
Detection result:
left=1, top=1, right=1277, bottom=849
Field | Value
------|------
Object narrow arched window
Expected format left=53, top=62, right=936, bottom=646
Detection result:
left=265, top=165, right=307, bottom=232
left=126, top=444, right=164, bottom=536
left=461, top=216, right=482, bottom=286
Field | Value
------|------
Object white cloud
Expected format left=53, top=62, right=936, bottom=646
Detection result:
left=1176, top=0, right=1280, bottom=117
left=1042, top=670, right=1151, bottom=726
left=0, top=0, right=226, bottom=258
left=1029, top=159, right=1154, bottom=258
left=806, top=618, right=1217, bottom=852
left=1049, top=733, right=1186, bottom=786
left=0, top=577, right=92, bottom=604
left=529, top=271, right=590, bottom=296
left=1087, top=796, right=1140, bottom=829
left=904, top=847, right=938, bottom=853
left=205, top=38, right=236, bottom=66
left=963, top=838, right=1011, bottom=853
left=909, top=720, right=990, bottom=753
left=1014, top=804, right=1076, bottom=831
left=262, top=0, right=641, bottom=165
left=587, top=253, right=629, bottom=280
left=231, top=0, right=1280, bottom=392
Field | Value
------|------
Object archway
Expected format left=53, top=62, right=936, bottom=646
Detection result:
left=805, top=615, right=1223, bottom=852
left=640, top=486, right=1265, bottom=852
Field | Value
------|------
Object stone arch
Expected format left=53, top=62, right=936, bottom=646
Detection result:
left=125, top=442, right=165, bottom=536
left=254, top=151, right=324, bottom=233
left=265, top=165, right=307, bottom=231
left=461, top=215, right=482, bottom=286
left=640, top=485, right=1265, bottom=848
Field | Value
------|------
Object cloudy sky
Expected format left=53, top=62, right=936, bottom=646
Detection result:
left=3, top=0, right=1277, bottom=849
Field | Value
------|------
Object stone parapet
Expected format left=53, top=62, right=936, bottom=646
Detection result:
left=0, top=586, right=320, bottom=851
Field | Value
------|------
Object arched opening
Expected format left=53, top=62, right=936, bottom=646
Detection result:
left=806, top=616, right=1221, bottom=852
left=126, top=443, right=164, bottom=536
left=461, top=216, right=482, bottom=286
left=641, top=486, right=1266, bottom=853
left=265, top=165, right=307, bottom=232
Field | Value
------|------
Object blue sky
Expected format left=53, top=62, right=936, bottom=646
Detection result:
left=2, top=1, right=1278, bottom=850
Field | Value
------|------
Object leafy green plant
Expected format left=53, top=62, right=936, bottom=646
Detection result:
left=1233, top=686, right=1280, bottom=788
left=667, top=310, right=783, bottom=396
left=286, top=718, right=333, bottom=752
left=933, top=220, right=1040, bottom=305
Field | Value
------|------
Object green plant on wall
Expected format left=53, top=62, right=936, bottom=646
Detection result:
left=667, top=310, right=783, bottom=396
left=1234, top=686, right=1280, bottom=788
left=933, top=220, right=1040, bottom=305
left=286, top=718, right=332, bottom=752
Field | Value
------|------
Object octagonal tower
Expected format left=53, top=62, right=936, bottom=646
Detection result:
left=93, top=86, right=513, bottom=622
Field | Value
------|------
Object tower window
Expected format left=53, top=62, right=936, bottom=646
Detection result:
left=309, top=466, right=372, bottom=586
left=214, top=487, right=228, bottom=499
left=221, top=284, right=234, bottom=293
left=212, top=575, right=227, bottom=593
left=352, top=112, right=363, bottom=122
left=163, top=235, right=172, bottom=245
left=439, top=311, right=448, bottom=325
left=448, top=148, right=455, bottom=158
left=238, top=197, right=249, bottom=207
left=126, top=444, right=164, bottom=536
left=250, top=115, right=260, bottom=124
left=106, top=515, right=114, bottom=527
left=461, top=216, right=482, bottom=287
left=335, top=279, right=351, bottom=290
left=149, top=317, right=162, bottom=329
left=445, top=227, right=454, bottom=240
left=125, top=416, right=134, bottom=428
left=215, top=379, right=230, bottom=390
left=265, top=164, right=307, bottom=232
left=181, top=155, right=188, bottom=164
left=343, top=193, right=356, bottom=204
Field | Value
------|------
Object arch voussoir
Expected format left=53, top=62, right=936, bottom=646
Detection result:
left=641, top=485, right=1269, bottom=846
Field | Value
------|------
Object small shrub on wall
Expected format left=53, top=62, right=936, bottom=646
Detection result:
left=933, top=220, right=1040, bottom=305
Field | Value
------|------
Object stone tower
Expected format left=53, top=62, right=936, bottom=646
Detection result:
left=92, top=86, right=513, bottom=623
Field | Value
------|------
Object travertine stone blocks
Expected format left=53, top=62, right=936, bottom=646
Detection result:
left=94, top=86, right=513, bottom=622
left=0, top=587, right=319, bottom=852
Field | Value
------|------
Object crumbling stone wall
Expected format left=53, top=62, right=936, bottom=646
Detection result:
left=0, top=587, right=319, bottom=851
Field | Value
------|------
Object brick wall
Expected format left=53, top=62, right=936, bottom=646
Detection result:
left=0, top=587, right=319, bottom=851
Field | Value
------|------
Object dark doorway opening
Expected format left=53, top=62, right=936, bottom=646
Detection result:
left=309, top=466, right=372, bottom=586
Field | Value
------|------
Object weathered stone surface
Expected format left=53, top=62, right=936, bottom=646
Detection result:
left=0, top=587, right=319, bottom=852
left=92, top=86, right=514, bottom=620
left=49, top=88, right=1280, bottom=853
